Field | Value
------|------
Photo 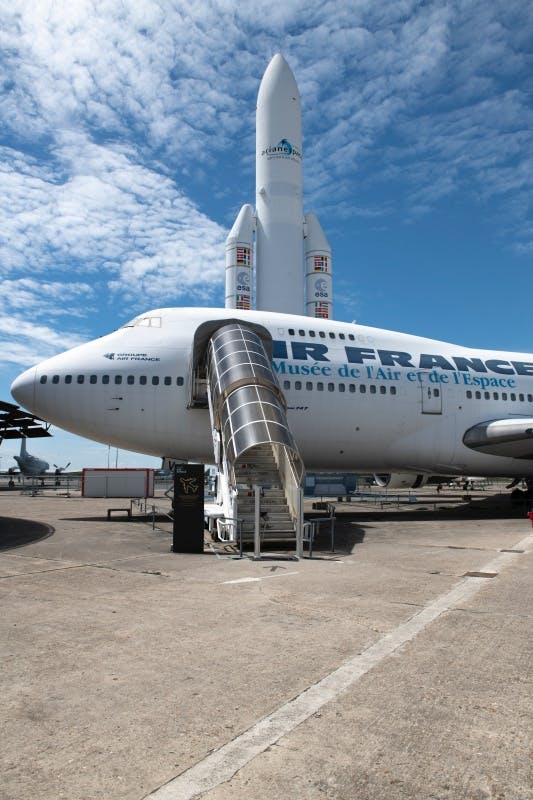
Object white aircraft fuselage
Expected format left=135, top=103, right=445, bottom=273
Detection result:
left=10, top=307, right=533, bottom=479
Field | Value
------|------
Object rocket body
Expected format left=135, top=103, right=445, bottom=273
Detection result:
left=225, top=54, right=332, bottom=319
left=255, top=54, right=304, bottom=314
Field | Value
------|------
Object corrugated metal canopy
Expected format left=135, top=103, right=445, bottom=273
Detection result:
left=0, top=400, right=52, bottom=440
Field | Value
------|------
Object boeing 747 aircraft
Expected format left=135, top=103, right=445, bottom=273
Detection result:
left=10, top=307, right=533, bottom=535
left=11, top=306, right=533, bottom=476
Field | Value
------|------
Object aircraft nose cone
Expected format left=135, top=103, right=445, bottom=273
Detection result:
left=11, top=366, right=37, bottom=413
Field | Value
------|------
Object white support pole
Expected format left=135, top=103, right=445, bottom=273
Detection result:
left=295, top=487, right=303, bottom=559
left=254, top=484, right=261, bottom=560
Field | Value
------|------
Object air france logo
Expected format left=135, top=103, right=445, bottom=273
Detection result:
left=102, top=352, right=160, bottom=362
left=262, top=138, right=302, bottom=161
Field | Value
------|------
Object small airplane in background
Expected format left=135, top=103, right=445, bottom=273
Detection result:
left=54, top=461, right=71, bottom=475
left=12, top=437, right=49, bottom=476
left=0, top=399, right=52, bottom=478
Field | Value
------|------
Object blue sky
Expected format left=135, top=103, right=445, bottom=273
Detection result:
left=0, top=0, right=532, bottom=471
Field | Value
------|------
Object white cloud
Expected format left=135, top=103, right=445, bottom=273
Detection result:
left=0, top=313, right=87, bottom=368
left=0, top=133, right=227, bottom=303
left=0, top=0, right=530, bottom=357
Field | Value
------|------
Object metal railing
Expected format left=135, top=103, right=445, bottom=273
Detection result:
left=302, top=503, right=336, bottom=558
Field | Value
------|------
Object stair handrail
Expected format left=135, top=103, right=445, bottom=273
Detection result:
left=271, top=441, right=303, bottom=521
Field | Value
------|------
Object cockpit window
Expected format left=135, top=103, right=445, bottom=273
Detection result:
left=122, top=315, right=162, bottom=328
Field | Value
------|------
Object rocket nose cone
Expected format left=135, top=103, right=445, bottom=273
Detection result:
left=258, top=53, right=300, bottom=106
left=267, top=53, right=289, bottom=72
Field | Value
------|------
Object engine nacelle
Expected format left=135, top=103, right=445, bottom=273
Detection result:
left=374, top=472, right=428, bottom=489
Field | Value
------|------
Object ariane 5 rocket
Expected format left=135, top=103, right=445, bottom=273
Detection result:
left=225, top=53, right=333, bottom=319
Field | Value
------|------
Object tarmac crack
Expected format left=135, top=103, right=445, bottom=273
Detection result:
left=0, top=561, right=169, bottom=579
left=0, top=563, right=87, bottom=579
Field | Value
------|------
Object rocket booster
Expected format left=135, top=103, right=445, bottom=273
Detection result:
left=225, top=204, right=254, bottom=310
left=225, top=54, right=332, bottom=319
left=305, top=212, right=333, bottom=319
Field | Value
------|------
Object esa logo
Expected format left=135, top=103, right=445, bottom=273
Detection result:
left=314, top=278, right=329, bottom=299
left=236, top=270, right=250, bottom=293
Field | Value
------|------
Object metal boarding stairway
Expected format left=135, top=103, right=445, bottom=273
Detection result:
left=234, top=444, right=295, bottom=541
left=205, top=323, right=304, bottom=545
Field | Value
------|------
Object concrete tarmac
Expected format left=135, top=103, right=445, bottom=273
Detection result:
left=0, top=488, right=531, bottom=800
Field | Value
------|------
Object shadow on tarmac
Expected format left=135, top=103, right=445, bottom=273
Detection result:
left=0, top=517, right=55, bottom=550
left=337, top=493, right=530, bottom=523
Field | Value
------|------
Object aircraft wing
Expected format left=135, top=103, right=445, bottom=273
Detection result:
left=0, top=400, right=52, bottom=442
left=463, top=417, right=533, bottom=459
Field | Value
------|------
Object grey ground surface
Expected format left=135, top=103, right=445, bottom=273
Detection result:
left=0, top=487, right=531, bottom=800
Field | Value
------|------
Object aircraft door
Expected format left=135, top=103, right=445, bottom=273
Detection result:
left=420, top=380, right=442, bottom=414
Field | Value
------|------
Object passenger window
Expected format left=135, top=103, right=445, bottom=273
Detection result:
left=528, top=394, right=533, bottom=402
left=379, top=385, right=386, bottom=395
left=65, top=375, right=72, bottom=384
left=177, top=377, right=184, bottom=386
left=390, top=386, right=397, bottom=395
left=127, top=376, right=135, bottom=385
left=319, top=331, right=326, bottom=338
left=288, top=328, right=295, bottom=336
left=298, top=329, right=305, bottom=337
left=360, top=385, right=366, bottom=394
left=484, top=391, right=490, bottom=399
left=329, top=332, right=335, bottom=339
left=152, top=376, right=159, bottom=385
left=283, top=380, right=290, bottom=390
left=475, top=391, right=481, bottom=399
left=140, top=376, right=147, bottom=385
left=510, top=393, right=516, bottom=401
left=90, top=375, right=97, bottom=384
left=102, top=375, right=110, bottom=385
left=349, top=384, right=356, bottom=393
left=39, top=375, right=47, bottom=384
left=519, top=393, right=524, bottom=402
left=434, top=389, right=440, bottom=397
left=493, top=392, right=499, bottom=400
left=328, top=383, right=334, bottom=392
left=502, top=393, right=507, bottom=401
left=77, top=375, right=84, bottom=384
left=52, top=375, right=59, bottom=384
left=309, top=330, right=316, bottom=338
left=370, top=385, right=376, bottom=394
left=339, top=383, right=345, bottom=392
left=466, top=390, right=473, bottom=399
left=339, top=333, right=345, bottom=340
left=295, top=380, right=302, bottom=390
left=306, top=381, right=313, bottom=391
left=348, top=334, right=355, bottom=341
left=115, top=376, right=122, bottom=385
left=164, top=377, right=172, bottom=386
left=317, top=382, right=324, bottom=391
